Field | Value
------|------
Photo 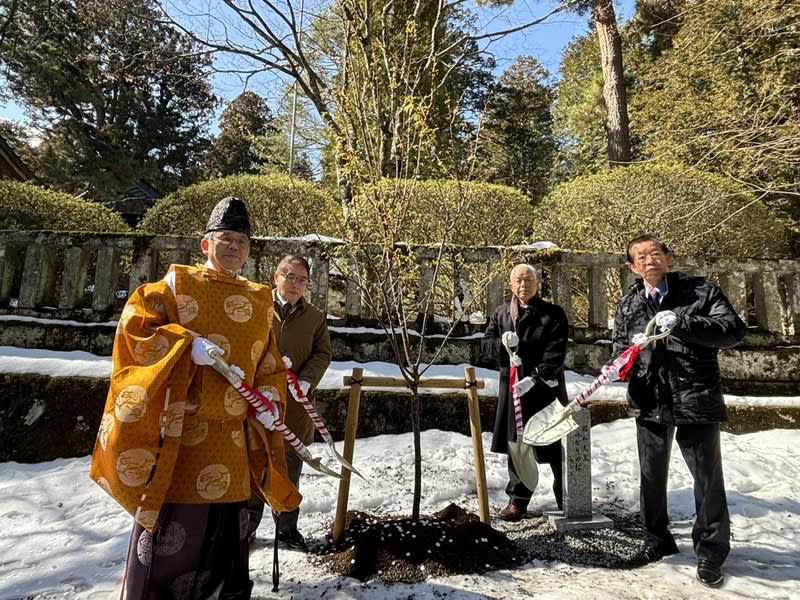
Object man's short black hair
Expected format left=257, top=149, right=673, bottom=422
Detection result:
left=626, top=235, right=670, bottom=263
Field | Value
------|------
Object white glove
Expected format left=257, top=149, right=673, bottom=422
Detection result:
left=255, top=391, right=279, bottom=431
left=256, top=409, right=278, bottom=431
left=632, top=332, right=649, bottom=347
left=601, top=363, right=621, bottom=382
left=655, top=310, right=677, bottom=331
left=191, top=337, right=222, bottom=366
left=511, top=355, right=522, bottom=367
left=502, top=331, right=519, bottom=349
left=299, top=380, right=311, bottom=396
left=512, top=376, right=535, bottom=396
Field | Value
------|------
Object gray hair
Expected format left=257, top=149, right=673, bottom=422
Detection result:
left=509, top=263, right=541, bottom=281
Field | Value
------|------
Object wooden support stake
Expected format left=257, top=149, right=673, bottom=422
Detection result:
left=465, top=366, right=490, bottom=523
left=332, top=367, right=490, bottom=536
left=341, top=375, right=484, bottom=390
left=332, top=367, right=363, bottom=543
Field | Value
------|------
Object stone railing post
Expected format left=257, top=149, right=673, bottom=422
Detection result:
left=484, top=248, right=506, bottom=318
left=752, top=271, right=783, bottom=333
left=92, top=245, right=121, bottom=312
left=129, top=242, right=159, bottom=291
left=787, top=272, right=800, bottom=335
left=719, top=271, right=748, bottom=322
left=59, top=245, right=90, bottom=309
left=18, top=242, right=58, bottom=308
left=550, top=260, right=572, bottom=318
left=587, top=263, right=609, bottom=328
left=307, top=250, right=330, bottom=311
left=0, top=242, right=21, bottom=306
left=548, top=409, right=612, bottom=532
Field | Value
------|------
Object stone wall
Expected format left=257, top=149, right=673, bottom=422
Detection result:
left=3, top=371, right=798, bottom=463
left=2, top=231, right=799, bottom=339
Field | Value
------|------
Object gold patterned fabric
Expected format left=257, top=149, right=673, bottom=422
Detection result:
left=91, top=264, right=301, bottom=532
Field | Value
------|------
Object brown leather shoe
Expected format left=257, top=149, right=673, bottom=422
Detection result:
left=499, top=503, right=526, bottom=521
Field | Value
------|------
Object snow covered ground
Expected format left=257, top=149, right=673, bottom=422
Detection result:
left=0, top=348, right=798, bottom=599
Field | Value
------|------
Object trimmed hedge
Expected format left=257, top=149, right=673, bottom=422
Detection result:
left=0, top=180, right=131, bottom=233
left=348, top=179, right=536, bottom=245
left=530, top=163, right=789, bottom=257
left=137, top=173, right=344, bottom=237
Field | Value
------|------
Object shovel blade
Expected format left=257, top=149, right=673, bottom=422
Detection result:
left=303, top=456, right=344, bottom=480
left=508, top=441, right=539, bottom=491
left=523, top=401, right=580, bottom=446
left=328, top=443, right=367, bottom=481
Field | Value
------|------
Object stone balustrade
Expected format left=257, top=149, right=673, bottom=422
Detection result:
left=1, top=231, right=799, bottom=340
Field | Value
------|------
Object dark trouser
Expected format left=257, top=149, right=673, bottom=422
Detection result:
left=121, top=502, right=252, bottom=600
left=636, top=420, right=730, bottom=564
left=506, top=444, right=563, bottom=510
left=247, top=448, right=303, bottom=536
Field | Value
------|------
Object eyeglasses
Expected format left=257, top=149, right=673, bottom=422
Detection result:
left=210, top=234, right=250, bottom=249
left=281, top=272, right=310, bottom=285
left=632, top=251, right=666, bottom=264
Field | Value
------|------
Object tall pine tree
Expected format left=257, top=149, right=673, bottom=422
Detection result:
left=0, top=0, right=217, bottom=198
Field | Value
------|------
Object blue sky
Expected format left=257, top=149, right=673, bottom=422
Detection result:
left=0, top=0, right=636, bottom=127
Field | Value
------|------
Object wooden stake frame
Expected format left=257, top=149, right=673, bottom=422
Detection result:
left=332, top=366, right=489, bottom=543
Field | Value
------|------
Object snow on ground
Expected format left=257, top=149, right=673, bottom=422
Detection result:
left=0, top=346, right=798, bottom=599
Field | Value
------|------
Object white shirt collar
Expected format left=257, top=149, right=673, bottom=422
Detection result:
left=644, top=279, right=668, bottom=296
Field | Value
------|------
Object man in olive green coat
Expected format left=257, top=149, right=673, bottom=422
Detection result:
left=247, top=255, right=332, bottom=551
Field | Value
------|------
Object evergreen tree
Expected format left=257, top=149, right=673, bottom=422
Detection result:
left=472, top=56, right=555, bottom=202
left=630, top=0, right=800, bottom=241
left=487, top=0, right=631, bottom=166
left=0, top=0, right=217, bottom=198
left=551, top=34, right=610, bottom=181
left=203, top=92, right=277, bottom=177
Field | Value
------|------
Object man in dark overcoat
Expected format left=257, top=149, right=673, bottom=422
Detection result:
left=613, top=234, right=746, bottom=588
left=482, top=263, right=569, bottom=521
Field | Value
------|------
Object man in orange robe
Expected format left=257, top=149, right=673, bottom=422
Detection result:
left=91, top=196, right=299, bottom=599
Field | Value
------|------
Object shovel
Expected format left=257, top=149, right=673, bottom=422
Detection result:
left=503, top=337, right=539, bottom=491
left=285, top=367, right=366, bottom=480
left=523, top=317, right=671, bottom=446
left=207, top=350, right=344, bottom=480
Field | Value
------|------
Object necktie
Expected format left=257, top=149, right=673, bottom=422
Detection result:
left=649, top=288, right=661, bottom=309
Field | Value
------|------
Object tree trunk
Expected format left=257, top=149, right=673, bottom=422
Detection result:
left=593, top=0, right=632, bottom=166
left=411, top=387, right=422, bottom=520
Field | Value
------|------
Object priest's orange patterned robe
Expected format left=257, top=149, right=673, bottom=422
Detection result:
left=91, top=264, right=301, bottom=531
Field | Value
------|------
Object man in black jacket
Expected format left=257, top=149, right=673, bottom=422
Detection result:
left=482, top=263, right=569, bottom=521
left=612, top=235, right=746, bottom=588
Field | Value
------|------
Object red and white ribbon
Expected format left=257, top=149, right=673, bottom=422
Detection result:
left=285, top=368, right=334, bottom=444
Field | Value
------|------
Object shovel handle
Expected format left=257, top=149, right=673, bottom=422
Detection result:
left=286, top=368, right=365, bottom=479
left=286, top=369, right=334, bottom=443
left=207, top=350, right=340, bottom=477
left=568, top=317, right=672, bottom=411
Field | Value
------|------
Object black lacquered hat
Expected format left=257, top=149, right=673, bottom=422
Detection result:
left=205, top=196, right=251, bottom=237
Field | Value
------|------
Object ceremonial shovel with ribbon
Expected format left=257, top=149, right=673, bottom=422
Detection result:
left=523, top=316, right=672, bottom=446
left=207, top=350, right=345, bottom=480
left=285, top=365, right=365, bottom=480
left=502, top=334, right=540, bottom=491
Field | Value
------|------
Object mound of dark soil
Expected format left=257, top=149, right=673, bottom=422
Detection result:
left=311, top=503, right=652, bottom=583
left=315, top=503, right=516, bottom=583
